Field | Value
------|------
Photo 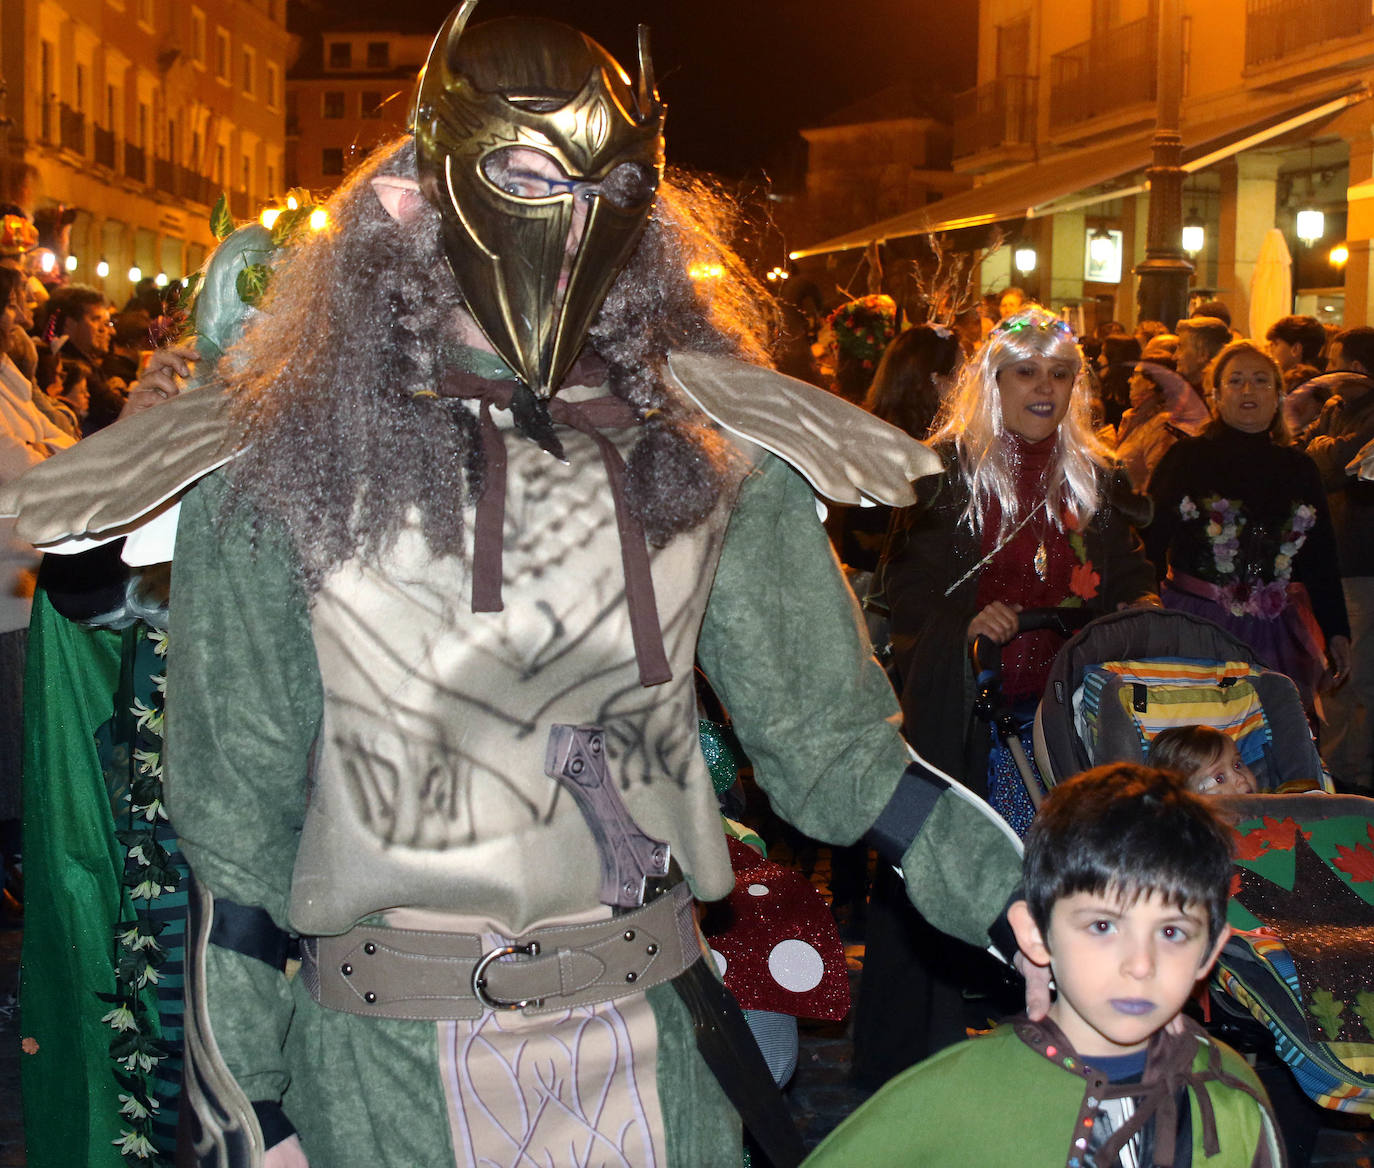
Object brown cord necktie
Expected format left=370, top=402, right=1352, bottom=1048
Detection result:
left=437, top=364, right=672, bottom=688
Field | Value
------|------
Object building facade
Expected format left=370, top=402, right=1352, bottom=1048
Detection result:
left=798, top=0, right=1374, bottom=333
left=285, top=19, right=430, bottom=195
left=0, top=0, right=291, bottom=306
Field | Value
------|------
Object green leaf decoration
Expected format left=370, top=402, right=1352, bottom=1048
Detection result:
left=1309, top=988, right=1345, bottom=1040
left=235, top=263, right=271, bottom=307
left=210, top=194, right=234, bottom=240
left=270, top=205, right=311, bottom=248
left=178, top=271, right=202, bottom=312
left=1356, top=991, right=1374, bottom=1039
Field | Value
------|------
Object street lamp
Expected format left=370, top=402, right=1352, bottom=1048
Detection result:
left=128, top=266, right=142, bottom=283
left=96, top=259, right=109, bottom=279
left=1013, top=246, right=1037, bottom=275
left=1181, top=210, right=1205, bottom=257
left=1088, top=228, right=1115, bottom=268
left=1296, top=208, right=1325, bottom=246
left=1330, top=243, right=1349, bottom=267
left=64, top=254, right=78, bottom=273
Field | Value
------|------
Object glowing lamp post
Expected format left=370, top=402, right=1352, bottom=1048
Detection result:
left=1296, top=209, right=1325, bottom=246
left=1181, top=211, right=1204, bottom=258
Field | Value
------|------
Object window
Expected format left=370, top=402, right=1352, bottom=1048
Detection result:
left=106, top=84, right=118, bottom=129
left=266, top=162, right=276, bottom=194
left=265, top=62, right=281, bottom=110
left=76, top=63, right=86, bottom=111
left=242, top=46, right=255, bottom=97
left=322, top=91, right=345, bottom=119
left=215, top=29, right=230, bottom=83
left=215, top=142, right=226, bottom=184
left=242, top=154, right=252, bottom=195
left=327, top=42, right=351, bottom=69
left=137, top=0, right=154, bottom=30
left=137, top=102, right=149, bottom=147
left=360, top=91, right=384, bottom=119
left=190, top=9, right=206, bottom=66
left=366, top=42, right=390, bottom=68
left=322, top=147, right=344, bottom=176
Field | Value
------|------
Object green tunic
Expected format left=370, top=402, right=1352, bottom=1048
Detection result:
left=804, top=1022, right=1280, bottom=1168
left=165, top=449, right=1022, bottom=1166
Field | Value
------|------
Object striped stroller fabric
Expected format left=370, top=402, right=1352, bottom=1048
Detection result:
left=1079, top=657, right=1272, bottom=770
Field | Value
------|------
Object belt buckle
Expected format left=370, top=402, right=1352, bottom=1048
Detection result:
left=471, top=940, right=544, bottom=1011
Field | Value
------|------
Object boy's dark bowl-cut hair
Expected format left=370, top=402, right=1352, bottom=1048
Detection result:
left=1023, top=763, right=1234, bottom=947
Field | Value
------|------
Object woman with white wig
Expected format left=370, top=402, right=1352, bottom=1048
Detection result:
left=853, top=307, right=1158, bottom=1083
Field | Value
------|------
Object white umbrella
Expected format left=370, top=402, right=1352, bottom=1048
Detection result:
left=1249, top=227, right=1292, bottom=341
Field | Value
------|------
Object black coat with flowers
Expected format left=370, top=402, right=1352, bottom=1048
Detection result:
left=879, top=443, right=1157, bottom=794
left=1145, top=424, right=1348, bottom=643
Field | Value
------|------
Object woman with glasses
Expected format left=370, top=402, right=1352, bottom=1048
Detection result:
left=1145, top=339, right=1350, bottom=709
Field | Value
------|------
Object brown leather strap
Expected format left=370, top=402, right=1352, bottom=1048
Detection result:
left=437, top=365, right=672, bottom=686
left=301, top=882, right=697, bottom=1020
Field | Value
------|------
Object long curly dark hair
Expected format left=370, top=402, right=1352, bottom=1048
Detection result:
left=221, top=136, right=772, bottom=586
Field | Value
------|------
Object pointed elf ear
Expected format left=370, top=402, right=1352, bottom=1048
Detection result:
left=370, top=176, right=425, bottom=223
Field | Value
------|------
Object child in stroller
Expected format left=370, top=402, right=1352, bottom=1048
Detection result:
left=1148, top=725, right=1258, bottom=796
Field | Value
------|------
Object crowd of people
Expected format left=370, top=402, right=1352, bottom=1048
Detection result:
left=5, top=6, right=1373, bottom=1168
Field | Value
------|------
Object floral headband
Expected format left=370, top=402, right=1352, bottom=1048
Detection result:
left=992, top=312, right=1076, bottom=342
left=826, top=294, right=898, bottom=370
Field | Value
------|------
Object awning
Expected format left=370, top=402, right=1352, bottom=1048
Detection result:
left=790, top=86, right=1369, bottom=258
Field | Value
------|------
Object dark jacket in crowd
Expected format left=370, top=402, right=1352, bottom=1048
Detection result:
left=880, top=443, right=1158, bottom=791
left=1303, top=372, right=1374, bottom=577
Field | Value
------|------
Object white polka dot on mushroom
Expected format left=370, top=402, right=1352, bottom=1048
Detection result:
left=767, top=938, right=824, bottom=993
left=746, top=883, right=769, bottom=896
left=710, top=948, right=727, bottom=977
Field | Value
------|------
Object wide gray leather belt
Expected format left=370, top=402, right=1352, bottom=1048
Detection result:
left=300, top=881, right=697, bottom=1020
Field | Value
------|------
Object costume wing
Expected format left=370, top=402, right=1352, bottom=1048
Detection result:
left=0, top=387, right=242, bottom=561
left=665, top=352, right=940, bottom=507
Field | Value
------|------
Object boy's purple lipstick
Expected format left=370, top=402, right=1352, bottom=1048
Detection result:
left=1110, top=998, right=1156, bottom=1015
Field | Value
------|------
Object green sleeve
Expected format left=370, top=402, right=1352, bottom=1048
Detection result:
left=697, top=455, right=1021, bottom=947
left=697, top=455, right=908, bottom=845
left=165, top=472, right=324, bottom=1108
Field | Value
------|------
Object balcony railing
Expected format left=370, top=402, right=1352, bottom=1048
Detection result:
left=58, top=103, right=86, bottom=155
left=1049, top=15, right=1156, bottom=133
left=125, top=143, right=147, bottom=183
left=93, top=126, right=116, bottom=169
left=954, top=75, right=1037, bottom=160
left=1246, top=0, right=1374, bottom=67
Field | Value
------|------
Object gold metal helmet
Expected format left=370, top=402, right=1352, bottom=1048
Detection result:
left=412, top=2, right=665, bottom=401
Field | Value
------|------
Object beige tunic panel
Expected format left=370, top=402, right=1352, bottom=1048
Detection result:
left=290, top=419, right=744, bottom=936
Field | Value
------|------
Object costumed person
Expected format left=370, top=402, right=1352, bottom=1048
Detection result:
left=16, top=225, right=260, bottom=1168
left=852, top=307, right=1157, bottom=1090
left=821, top=293, right=898, bottom=405
left=0, top=8, right=1028, bottom=1167
left=806, top=765, right=1283, bottom=1168
left=1145, top=340, right=1350, bottom=713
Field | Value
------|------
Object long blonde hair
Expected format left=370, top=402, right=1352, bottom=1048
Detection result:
left=928, top=306, right=1116, bottom=537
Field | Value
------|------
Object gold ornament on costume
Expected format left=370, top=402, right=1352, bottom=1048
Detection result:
left=412, top=3, right=665, bottom=424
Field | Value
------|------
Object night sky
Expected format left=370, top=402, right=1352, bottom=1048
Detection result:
left=300, top=0, right=977, bottom=177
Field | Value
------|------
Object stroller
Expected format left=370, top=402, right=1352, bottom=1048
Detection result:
left=1026, top=606, right=1374, bottom=1152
